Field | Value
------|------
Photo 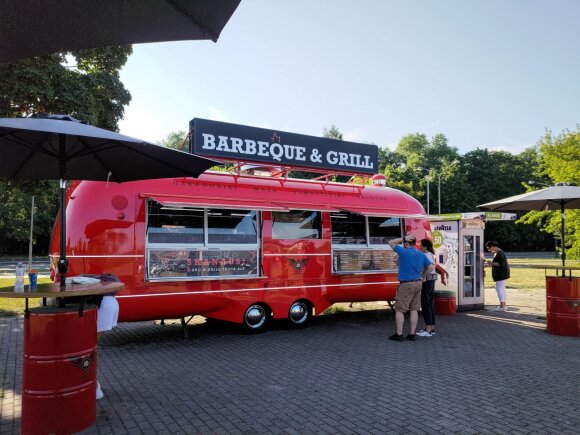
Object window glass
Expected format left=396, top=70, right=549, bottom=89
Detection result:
left=368, top=217, right=401, bottom=244
left=147, top=201, right=204, bottom=244
left=207, top=209, right=257, bottom=244
left=331, top=211, right=366, bottom=245
left=272, top=210, right=322, bottom=239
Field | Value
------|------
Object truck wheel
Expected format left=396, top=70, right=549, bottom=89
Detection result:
left=243, top=304, right=269, bottom=333
left=288, top=300, right=311, bottom=329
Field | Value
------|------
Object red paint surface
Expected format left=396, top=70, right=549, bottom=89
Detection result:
left=22, top=307, right=97, bottom=434
left=50, top=172, right=429, bottom=324
left=434, top=296, right=457, bottom=316
left=546, top=276, right=579, bottom=336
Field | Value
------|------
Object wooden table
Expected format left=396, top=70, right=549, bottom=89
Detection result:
left=518, top=264, right=580, bottom=275
left=0, top=280, right=124, bottom=315
left=0, top=280, right=124, bottom=434
left=0, top=280, right=124, bottom=299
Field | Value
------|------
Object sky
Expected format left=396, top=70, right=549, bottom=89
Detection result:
left=118, top=0, right=580, bottom=155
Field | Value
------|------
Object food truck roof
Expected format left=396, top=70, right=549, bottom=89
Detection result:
left=137, top=170, right=427, bottom=218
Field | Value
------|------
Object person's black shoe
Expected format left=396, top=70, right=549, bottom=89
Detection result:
left=389, top=333, right=404, bottom=342
left=407, top=333, right=416, bottom=341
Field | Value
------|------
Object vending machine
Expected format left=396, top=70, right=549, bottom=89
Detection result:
left=429, top=212, right=516, bottom=311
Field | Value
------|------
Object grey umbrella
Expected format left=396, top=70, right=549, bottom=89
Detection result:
left=479, top=183, right=580, bottom=268
left=0, top=114, right=219, bottom=287
left=0, top=0, right=241, bottom=64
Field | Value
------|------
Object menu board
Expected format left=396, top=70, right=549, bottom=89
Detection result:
left=333, top=249, right=397, bottom=273
left=148, top=249, right=258, bottom=279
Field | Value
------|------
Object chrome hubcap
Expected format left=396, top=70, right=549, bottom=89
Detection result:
left=289, top=302, right=308, bottom=324
left=245, top=305, right=266, bottom=329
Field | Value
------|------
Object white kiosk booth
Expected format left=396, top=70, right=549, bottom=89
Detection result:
left=430, top=212, right=516, bottom=311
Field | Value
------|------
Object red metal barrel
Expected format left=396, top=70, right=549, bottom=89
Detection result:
left=22, top=305, right=98, bottom=435
left=546, top=276, right=580, bottom=337
left=434, top=291, right=457, bottom=315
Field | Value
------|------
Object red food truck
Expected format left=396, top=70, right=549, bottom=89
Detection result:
left=49, top=119, right=430, bottom=332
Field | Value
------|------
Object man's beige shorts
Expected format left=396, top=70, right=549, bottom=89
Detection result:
left=395, top=281, right=422, bottom=312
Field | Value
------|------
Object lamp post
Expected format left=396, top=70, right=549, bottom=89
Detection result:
left=417, top=168, right=431, bottom=215
left=435, top=160, right=459, bottom=214
left=425, top=175, right=431, bottom=215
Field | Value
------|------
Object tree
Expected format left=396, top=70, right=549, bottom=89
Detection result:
left=382, top=133, right=462, bottom=213
left=323, top=124, right=343, bottom=140
left=0, top=47, right=132, bottom=130
left=0, top=48, right=133, bottom=255
left=395, top=133, right=430, bottom=168
left=289, top=124, right=346, bottom=180
left=159, top=130, right=188, bottom=151
left=519, top=127, right=580, bottom=259
left=460, top=147, right=551, bottom=251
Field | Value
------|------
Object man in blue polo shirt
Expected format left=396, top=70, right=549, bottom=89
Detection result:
left=388, top=234, right=434, bottom=341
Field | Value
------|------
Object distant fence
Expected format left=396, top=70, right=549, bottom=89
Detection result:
left=0, top=258, right=50, bottom=276
left=502, top=252, right=558, bottom=259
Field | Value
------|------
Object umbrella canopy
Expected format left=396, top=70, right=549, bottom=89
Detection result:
left=0, top=116, right=218, bottom=182
left=478, top=184, right=580, bottom=211
left=0, top=0, right=241, bottom=63
left=479, top=183, right=580, bottom=268
left=0, top=115, right=219, bottom=287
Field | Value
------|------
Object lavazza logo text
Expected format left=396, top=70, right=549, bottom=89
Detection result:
left=200, top=133, right=374, bottom=170
left=434, top=224, right=452, bottom=231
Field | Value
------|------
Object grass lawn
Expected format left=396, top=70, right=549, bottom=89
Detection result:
left=0, top=276, right=52, bottom=317
left=499, top=258, right=580, bottom=290
left=1, top=258, right=578, bottom=317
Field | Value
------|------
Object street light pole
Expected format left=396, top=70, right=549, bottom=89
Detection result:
left=417, top=168, right=431, bottom=215
left=426, top=176, right=430, bottom=215
left=436, top=171, right=442, bottom=215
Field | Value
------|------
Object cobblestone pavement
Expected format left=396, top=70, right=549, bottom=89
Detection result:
left=1, top=287, right=578, bottom=434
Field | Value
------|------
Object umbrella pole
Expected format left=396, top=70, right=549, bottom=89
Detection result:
left=560, top=201, right=566, bottom=271
left=57, top=179, right=68, bottom=289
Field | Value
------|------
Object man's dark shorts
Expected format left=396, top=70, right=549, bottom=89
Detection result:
left=395, top=281, right=422, bottom=312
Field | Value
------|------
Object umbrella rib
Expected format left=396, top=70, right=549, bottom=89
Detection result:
left=73, top=137, right=121, bottom=181
left=164, top=0, right=219, bottom=42
left=0, top=130, right=62, bottom=178
left=0, top=129, right=60, bottom=157
left=112, top=141, right=208, bottom=178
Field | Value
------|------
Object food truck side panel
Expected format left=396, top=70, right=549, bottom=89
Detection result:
left=51, top=174, right=428, bottom=326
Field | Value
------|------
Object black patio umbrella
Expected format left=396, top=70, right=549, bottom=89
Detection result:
left=0, top=114, right=219, bottom=288
left=0, top=0, right=241, bottom=64
left=479, top=183, right=580, bottom=268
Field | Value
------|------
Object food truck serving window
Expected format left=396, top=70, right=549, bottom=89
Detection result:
left=147, top=202, right=204, bottom=244
left=146, top=200, right=259, bottom=281
left=331, top=211, right=366, bottom=244
left=272, top=210, right=322, bottom=240
left=331, top=212, right=401, bottom=273
left=368, top=216, right=401, bottom=244
left=207, top=210, right=258, bottom=244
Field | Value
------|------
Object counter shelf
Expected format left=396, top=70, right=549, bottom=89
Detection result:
left=0, top=281, right=124, bottom=317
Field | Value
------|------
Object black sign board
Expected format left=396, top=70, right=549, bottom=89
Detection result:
left=190, top=118, right=378, bottom=174
left=148, top=249, right=258, bottom=279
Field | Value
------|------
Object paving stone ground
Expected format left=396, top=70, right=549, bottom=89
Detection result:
left=1, top=286, right=578, bottom=434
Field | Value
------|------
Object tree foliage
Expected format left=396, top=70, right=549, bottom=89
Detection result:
left=0, top=47, right=133, bottom=255
left=518, top=127, right=580, bottom=259
left=379, top=133, right=556, bottom=252
left=159, top=130, right=188, bottom=151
